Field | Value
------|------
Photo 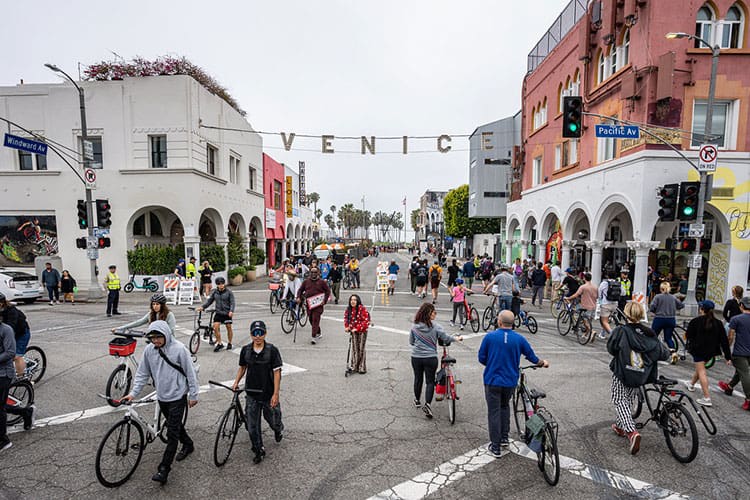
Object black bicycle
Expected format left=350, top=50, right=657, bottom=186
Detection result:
left=482, top=296, right=499, bottom=331
left=188, top=307, right=216, bottom=354
left=556, top=302, right=593, bottom=345
left=280, top=298, right=308, bottom=337
left=269, top=280, right=284, bottom=314
left=629, top=376, right=699, bottom=463
left=210, top=380, right=246, bottom=467
left=513, top=365, right=559, bottom=486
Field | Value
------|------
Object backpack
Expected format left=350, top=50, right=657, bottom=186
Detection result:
left=605, top=280, right=622, bottom=301
left=430, top=267, right=440, bottom=280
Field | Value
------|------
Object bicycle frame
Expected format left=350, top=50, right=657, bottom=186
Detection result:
left=637, top=384, right=716, bottom=435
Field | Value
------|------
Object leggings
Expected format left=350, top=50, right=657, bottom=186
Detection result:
left=411, top=356, right=438, bottom=404
left=452, top=302, right=464, bottom=323
left=651, top=317, right=677, bottom=349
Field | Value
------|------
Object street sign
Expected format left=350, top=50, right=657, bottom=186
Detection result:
left=83, top=140, right=94, bottom=161
left=688, top=223, right=705, bottom=238
left=84, top=168, right=97, bottom=190
left=698, top=144, right=718, bottom=172
left=93, top=227, right=110, bottom=238
left=594, top=124, right=640, bottom=139
left=86, top=247, right=99, bottom=260
left=3, top=133, right=48, bottom=155
left=688, top=254, right=703, bottom=269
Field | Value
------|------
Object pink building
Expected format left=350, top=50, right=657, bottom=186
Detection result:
left=507, top=0, right=750, bottom=302
left=263, top=153, right=286, bottom=267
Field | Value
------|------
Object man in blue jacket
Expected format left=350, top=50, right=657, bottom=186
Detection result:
left=122, top=320, right=200, bottom=484
left=478, top=310, right=548, bottom=457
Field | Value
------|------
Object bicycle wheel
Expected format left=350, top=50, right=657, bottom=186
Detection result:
left=214, top=405, right=241, bottom=466
left=661, top=403, right=698, bottom=463
left=123, top=283, right=134, bottom=293
left=538, top=424, right=560, bottom=486
left=6, top=380, right=34, bottom=426
left=448, top=393, right=456, bottom=425
left=105, top=364, right=133, bottom=407
left=513, top=388, right=526, bottom=437
left=482, top=306, right=495, bottom=331
left=556, top=311, right=572, bottom=336
left=550, top=298, right=562, bottom=318
left=469, top=307, right=480, bottom=333
left=630, top=390, right=643, bottom=420
left=280, top=308, right=295, bottom=334
left=298, top=306, right=308, bottom=327
left=526, top=316, right=538, bottom=334
left=95, top=419, right=145, bottom=488
left=24, top=346, right=47, bottom=383
left=158, top=403, right=189, bottom=444
left=576, top=316, right=592, bottom=345
left=513, top=314, right=521, bottom=329
left=189, top=330, right=200, bottom=354
left=270, top=292, right=279, bottom=314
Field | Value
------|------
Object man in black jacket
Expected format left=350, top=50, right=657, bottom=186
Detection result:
left=607, top=302, right=670, bottom=455
left=530, top=263, right=547, bottom=308
left=329, top=262, right=342, bottom=304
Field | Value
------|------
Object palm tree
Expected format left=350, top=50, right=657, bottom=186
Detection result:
left=307, top=192, right=320, bottom=217
left=315, top=208, right=323, bottom=222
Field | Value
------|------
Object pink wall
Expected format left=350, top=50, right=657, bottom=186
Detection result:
left=263, top=153, right=285, bottom=240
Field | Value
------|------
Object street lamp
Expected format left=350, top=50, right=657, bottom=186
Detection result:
left=665, top=32, right=720, bottom=314
left=44, top=63, right=103, bottom=300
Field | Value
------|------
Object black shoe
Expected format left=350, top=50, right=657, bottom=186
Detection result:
left=22, top=406, right=35, bottom=431
left=423, top=403, right=433, bottom=419
left=175, top=444, right=194, bottom=462
left=226, top=343, right=233, bottom=351
left=107, top=314, right=112, bottom=317
left=252, top=447, right=266, bottom=464
left=151, top=467, right=169, bottom=484
left=213, top=343, right=225, bottom=352
left=0, top=439, right=11, bottom=452
left=113, top=312, right=122, bottom=315
left=274, top=430, right=283, bottom=443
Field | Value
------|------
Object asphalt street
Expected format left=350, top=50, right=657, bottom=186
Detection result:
left=1, top=252, right=748, bottom=499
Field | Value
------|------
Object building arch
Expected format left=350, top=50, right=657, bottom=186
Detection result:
left=249, top=216, right=263, bottom=249
left=563, top=203, right=593, bottom=242
left=593, top=195, right=637, bottom=242
left=127, top=205, right=184, bottom=250
left=199, top=208, right=224, bottom=244
left=521, top=212, right=539, bottom=242
left=228, top=212, right=247, bottom=237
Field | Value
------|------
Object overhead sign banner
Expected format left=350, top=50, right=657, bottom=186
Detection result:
left=285, top=176, right=293, bottom=218
left=4, top=133, right=48, bottom=156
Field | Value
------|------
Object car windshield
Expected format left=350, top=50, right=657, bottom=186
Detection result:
left=1, top=271, right=37, bottom=279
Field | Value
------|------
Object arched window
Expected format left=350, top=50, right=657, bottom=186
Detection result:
left=723, top=5, right=744, bottom=48
left=620, top=29, right=630, bottom=67
left=597, top=51, right=606, bottom=84
left=695, top=5, right=716, bottom=48
left=609, top=46, right=618, bottom=75
left=149, top=212, right=163, bottom=236
left=558, top=82, right=565, bottom=113
left=572, top=70, right=580, bottom=95
left=541, top=98, right=548, bottom=124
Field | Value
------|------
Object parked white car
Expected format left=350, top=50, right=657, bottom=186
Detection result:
left=0, top=268, right=43, bottom=304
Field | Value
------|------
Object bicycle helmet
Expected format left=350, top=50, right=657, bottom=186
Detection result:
left=215, top=276, right=226, bottom=285
left=150, top=293, right=167, bottom=304
left=455, top=278, right=464, bottom=285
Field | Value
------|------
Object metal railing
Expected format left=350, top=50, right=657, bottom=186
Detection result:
left=527, top=0, right=588, bottom=73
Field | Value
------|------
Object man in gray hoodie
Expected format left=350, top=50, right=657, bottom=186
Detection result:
left=197, top=276, right=236, bottom=352
left=122, top=320, right=199, bottom=485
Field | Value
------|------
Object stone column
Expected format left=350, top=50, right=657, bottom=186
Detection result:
left=519, top=240, right=530, bottom=263
left=183, top=235, right=201, bottom=264
left=535, top=239, right=546, bottom=263
left=561, top=239, right=576, bottom=271
left=627, top=240, right=660, bottom=298
left=585, top=240, right=611, bottom=284
left=216, top=233, right=229, bottom=278
left=504, top=240, right=513, bottom=265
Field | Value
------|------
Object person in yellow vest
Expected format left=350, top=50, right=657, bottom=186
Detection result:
left=186, top=257, right=197, bottom=279
left=104, top=264, right=122, bottom=317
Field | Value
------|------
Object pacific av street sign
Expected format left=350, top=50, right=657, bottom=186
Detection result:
left=594, top=124, right=640, bottom=139
left=4, top=133, right=48, bottom=155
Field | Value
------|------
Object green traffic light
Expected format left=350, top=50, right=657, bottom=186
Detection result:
left=682, top=206, right=695, bottom=216
left=568, top=124, right=578, bottom=132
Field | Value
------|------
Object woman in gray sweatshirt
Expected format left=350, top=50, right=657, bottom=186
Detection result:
left=409, top=303, right=462, bottom=419
left=649, top=281, right=685, bottom=351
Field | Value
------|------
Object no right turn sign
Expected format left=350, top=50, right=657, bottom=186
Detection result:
left=698, top=144, right=718, bottom=172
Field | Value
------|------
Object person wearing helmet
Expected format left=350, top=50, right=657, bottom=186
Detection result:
left=122, top=321, right=199, bottom=484
left=449, top=278, right=472, bottom=329
left=114, top=293, right=176, bottom=336
left=0, top=293, right=32, bottom=377
left=232, top=320, right=284, bottom=464
left=197, top=276, right=236, bottom=352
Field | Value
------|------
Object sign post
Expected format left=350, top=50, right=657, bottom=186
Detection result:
left=698, top=144, right=718, bottom=172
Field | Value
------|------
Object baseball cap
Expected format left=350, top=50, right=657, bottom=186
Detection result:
left=250, top=320, right=267, bottom=336
left=740, top=296, right=750, bottom=309
left=145, top=320, right=171, bottom=338
left=698, top=300, right=716, bottom=310
left=565, top=267, right=574, bottom=273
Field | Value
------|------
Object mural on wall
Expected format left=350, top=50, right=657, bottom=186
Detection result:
left=706, top=243, right=730, bottom=305
left=0, top=215, right=58, bottom=266
left=545, top=223, right=562, bottom=264
left=689, top=167, right=749, bottom=251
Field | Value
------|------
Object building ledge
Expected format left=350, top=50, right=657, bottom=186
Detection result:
left=687, top=48, right=750, bottom=56
left=528, top=122, right=549, bottom=139
left=118, top=168, right=227, bottom=185
left=0, top=170, right=61, bottom=176
left=246, top=189, right=264, bottom=199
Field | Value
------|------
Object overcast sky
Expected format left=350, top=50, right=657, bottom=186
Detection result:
left=1, top=0, right=568, bottom=235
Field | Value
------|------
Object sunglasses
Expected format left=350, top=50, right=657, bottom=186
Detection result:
left=251, top=330, right=265, bottom=337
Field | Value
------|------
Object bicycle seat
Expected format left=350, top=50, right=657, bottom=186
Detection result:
left=442, top=355, right=457, bottom=364
left=655, top=376, right=678, bottom=387
left=529, top=389, right=546, bottom=400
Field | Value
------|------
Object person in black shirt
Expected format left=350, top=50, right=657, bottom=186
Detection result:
left=329, top=262, right=343, bottom=304
left=232, top=320, right=284, bottom=464
left=561, top=268, right=580, bottom=297
left=447, top=259, right=460, bottom=288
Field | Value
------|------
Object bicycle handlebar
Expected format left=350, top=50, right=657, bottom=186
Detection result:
left=97, top=394, right=155, bottom=406
left=209, top=380, right=242, bottom=393
left=112, top=329, right=146, bottom=338
left=520, top=365, right=540, bottom=370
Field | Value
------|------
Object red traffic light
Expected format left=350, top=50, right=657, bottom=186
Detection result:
left=680, top=239, right=696, bottom=251
left=97, top=237, right=111, bottom=248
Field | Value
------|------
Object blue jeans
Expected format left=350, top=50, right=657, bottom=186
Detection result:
left=46, top=285, right=59, bottom=302
left=498, top=295, right=512, bottom=312
left=651, top=317, right=677, bottom=349
left=484, top=385, right=515, bottom=447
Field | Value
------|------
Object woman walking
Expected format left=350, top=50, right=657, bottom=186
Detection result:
left=723, top=285, right=744, bottom=323
left=387, top=260, right=399, bottom=295
left=409, top=303, right=462, bottom=419
left=344, top=294, right=371, bottom=374
left=649, top=281, right=684, bottom=352
left=113, top=293, right=176, bottom=336
left=60, top=270, right=77, bottom=304
left=199, top=261, right=213, bottom=298
left=684, top=300, right=732, bottom=406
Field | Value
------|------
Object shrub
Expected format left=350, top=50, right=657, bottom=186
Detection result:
left=248, top=246, right=266, bottom=266
left=200, top=244, right=226, bottom=271
left=228, top=266, right=246, bottom=280
left=127, top=244, right=184, bottom=275
left=227, top=231, right=247, bottom=267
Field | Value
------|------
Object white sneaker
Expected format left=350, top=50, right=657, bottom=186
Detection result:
left=696, top=397, right=712, bottom=407
left=460, top=325, right=464, bottom=330
left=684, top=381, right=695, bottom=392
left=449, top=321, right=455, bottom=327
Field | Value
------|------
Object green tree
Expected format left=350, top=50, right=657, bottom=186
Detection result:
left=410, top=209, right=421, bottom=232
left=443, top=184, right=502, bottom=238
left=324, top=213, right=335, bottom=231
left=315, top=208, right=323, bottom=222
left=307, top=192, right=320, bottom=214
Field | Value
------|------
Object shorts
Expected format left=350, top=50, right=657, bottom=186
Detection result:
left=214, top=312, right=233, bottom=325
left=430, top=279, right=440, bottom=289
left=416, top=278, right=427, bottom=287
left=481, top=273, right=491, bottom=281
left=692, top=355, right=709, bottom=363
left=600, top=303, right=617, bottom=317
left=388, top=274, right=398, bottom=281
left=15, top=328, right=31, bottom=356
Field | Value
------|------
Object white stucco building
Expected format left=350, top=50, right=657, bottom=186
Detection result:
left=283, top=163, right=314, bottom=258
left=0, top=75, right=266, bottom=288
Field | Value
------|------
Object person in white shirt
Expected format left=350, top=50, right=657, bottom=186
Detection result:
left=550, top=262, right=563, bottom=297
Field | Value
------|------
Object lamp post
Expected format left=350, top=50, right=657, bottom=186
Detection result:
left=665, top=32, right=719, bottom=313
left=44, top=63, right=103, bottom=300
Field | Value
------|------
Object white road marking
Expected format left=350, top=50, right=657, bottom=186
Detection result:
left=368, top=440, right=689, bottom=500
left=10, top=363, right=306, bottom=433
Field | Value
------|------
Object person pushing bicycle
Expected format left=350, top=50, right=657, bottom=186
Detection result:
left=232, top=320, right=284, bottom=464
left=197, top=276, right=235, bottom=352
left=121, top=320, right=199, bottom=484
